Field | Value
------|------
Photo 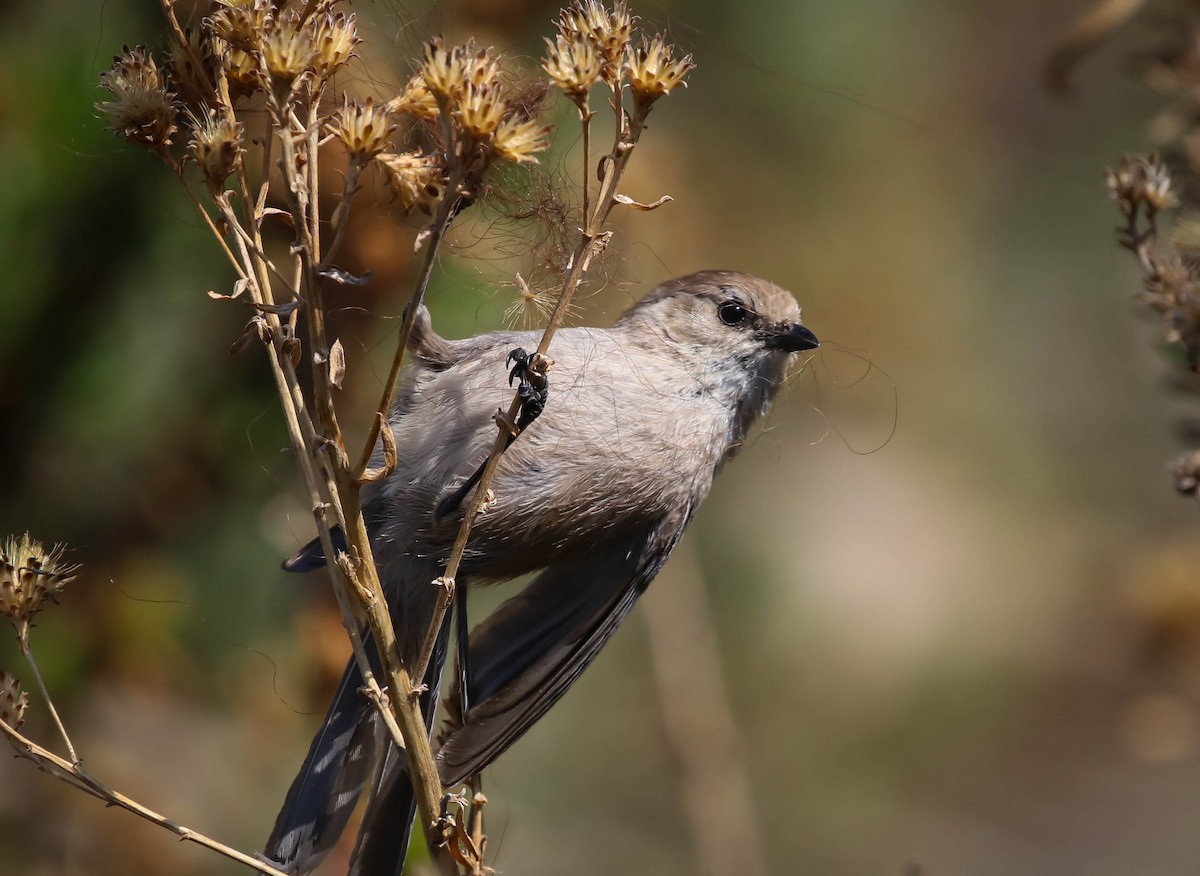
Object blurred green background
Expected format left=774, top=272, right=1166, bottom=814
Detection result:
left=4, top=1, right=1199, bottom=874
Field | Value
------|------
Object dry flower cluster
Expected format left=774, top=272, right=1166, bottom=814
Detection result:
left=0, top=533, right=77, bottom=645
left=1049, top=1, right=1200, bottom=501
left=1064, top=0, right=1200, bottom=500
left=5, top=1, right=694, bottom=874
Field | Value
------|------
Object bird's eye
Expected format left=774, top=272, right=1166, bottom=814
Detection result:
left=718, top=300, right=749, bottom=326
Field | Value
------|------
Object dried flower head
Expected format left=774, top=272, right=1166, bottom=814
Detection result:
left=259, top=10, right=318, bottom=88
left=558, top=0, right=633, bottom=84
left=491, top=116, right=551, bottom=164
left=224, top=47, right=261, bottom=96
left=376, top=151, right=448, bottom=214
left=460, top=42, right=502, bottom=89
left=0, top=534, right=78, bottom=643
left=169, top=28, right=217, bottom=107
left=207, top=0, right=273, bottom=52
left=543, top=33, right=602, bottom=100
left=328, top=97, right=396, bottom=162
left=627, top=35, right=693, bottom=112
left=421, top=36, right=468, bottom=102
left=456, top=82, right=508, bottom=139
left=389, top=72, right=441, bottom=120
left=1107, top=153, right=1178, bottom=216
left=311, top=11, right=360, bottom=80
left=97, top=46, right=178, bottom=153
left=188, top=107, right=244, bottom=190
left=0, top=671, right=28, bottom=731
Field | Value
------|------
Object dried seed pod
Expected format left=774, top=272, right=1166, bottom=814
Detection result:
left=0, top=671, right=28, bottom=730
left=169, top=27, right=218, bottom=108
left=491, top=116, right=551, bottom=164
left=188, top=107, right=244, bottom=191
left=557, top=1, right=633, bottom=85
left=421, top=36, right=468, bottom=102
left=311, top=11, right=360, bottom=81
left=97, top=46, right=178, bottom=154
left=328, top=97, right=396, bottom=162
left=543, top=33, right=602, bottom=101
left=456, top=82, right=507, bottom=140
left=0, top=534, right=78, bottom=643
left=627, top=35, right=694, bottom=114
left=389, top=72, right=440, bottom=121
left=206, top=0, right=273, bottom=52
left=376, top=151, right=448, bottom=214
left=259, top=10, right=318, bottom=89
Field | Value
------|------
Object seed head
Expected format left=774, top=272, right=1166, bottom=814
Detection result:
left=207, top=0, right=273, bottom=52
left=376, top=151, right=448, bottom=214
left=328, top=97, right=396, bottom=162
left=1107, top=153, right=1179, bottom=216
left=557, top=1, right=633, bottom=85
left=456, top=82, right=508, bottom=139
left=502, top=273, right=560, bottom=329
left=97, top=46, right=178, bottom=153
left=312, top=11, right=360, bottom=80
left=460, top=42, right=502, bottom=90
left=0, top=534, right=78, bottom=644
left=259, top=10, right=318, bottom=88
left=223, top=47, right=261, bottom=96
left=627, top=35, right=693, bottom=112
left=543, top=33, right=602, bottom=100
left=421, top=36, right=468, bottom=102
left=492, top=116, right=551, bottom=164
left=389, top=72, right=441, bottom=120
left=0, top=671, right=28, bottom=731
left=169, top=28, right=217, bottom=107
left=188, top=107, right=244, bottom=191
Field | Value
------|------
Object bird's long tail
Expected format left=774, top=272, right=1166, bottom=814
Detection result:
left=263, top=654, right=380, bottom=874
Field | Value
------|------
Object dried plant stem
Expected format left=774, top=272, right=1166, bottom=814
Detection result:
left=20, top=643, right=78, bottom=765
left=178, top=178, right=242, bottom=275
left=0, top=719, right=290, bottom=876
left=216, top=135, right=451, bottom=854
left=319, top=162, right=364, bottom=274
left=580, top=107, right=593, bottom=221
left=414, top=577, right=455, bottom=684
left=355, top=165, right=469, bottom=481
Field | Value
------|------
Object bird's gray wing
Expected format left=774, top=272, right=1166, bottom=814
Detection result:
left=437, top=504, right=694, bottom=787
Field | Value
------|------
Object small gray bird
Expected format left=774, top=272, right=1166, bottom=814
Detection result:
left=263, top=270, right=818, bottom=875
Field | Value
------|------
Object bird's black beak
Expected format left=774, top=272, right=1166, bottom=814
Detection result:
left=762, top=323, right=819, bottom=352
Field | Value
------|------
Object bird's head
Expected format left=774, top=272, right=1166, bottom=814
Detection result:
left=616, top=270, right=818, bottom=455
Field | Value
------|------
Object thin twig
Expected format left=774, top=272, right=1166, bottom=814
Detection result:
left=0, top=719, right=291, bottom=876
left=354, top=164, right=468, bottom=481
left=20, top=643, right=78, bottom=765
left=414, top=577, right=455, bottom=684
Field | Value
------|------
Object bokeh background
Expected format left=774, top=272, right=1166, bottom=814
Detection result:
left=3, top=1, right=1197, bottom=874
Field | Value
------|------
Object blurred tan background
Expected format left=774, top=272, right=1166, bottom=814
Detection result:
left=3, top=1, right=1197, bottom=874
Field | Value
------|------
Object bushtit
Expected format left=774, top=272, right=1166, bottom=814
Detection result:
left=263, top=270, right=818, bottom=875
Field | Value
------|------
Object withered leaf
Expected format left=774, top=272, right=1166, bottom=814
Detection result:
left=262, top=206, right=294, bottom=227
left=329, top=338, right=346, bottom=390
left=250, top=298, right=303, bottom=316
left=613, top=193, right=674, bottom=211
left=360, top=412, right=398, bottom=483
left=318, top=265, right=373, bottom=286
left=230, top=315, right=270, bottom=354
left=209, top=277, right=250, bottom=301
